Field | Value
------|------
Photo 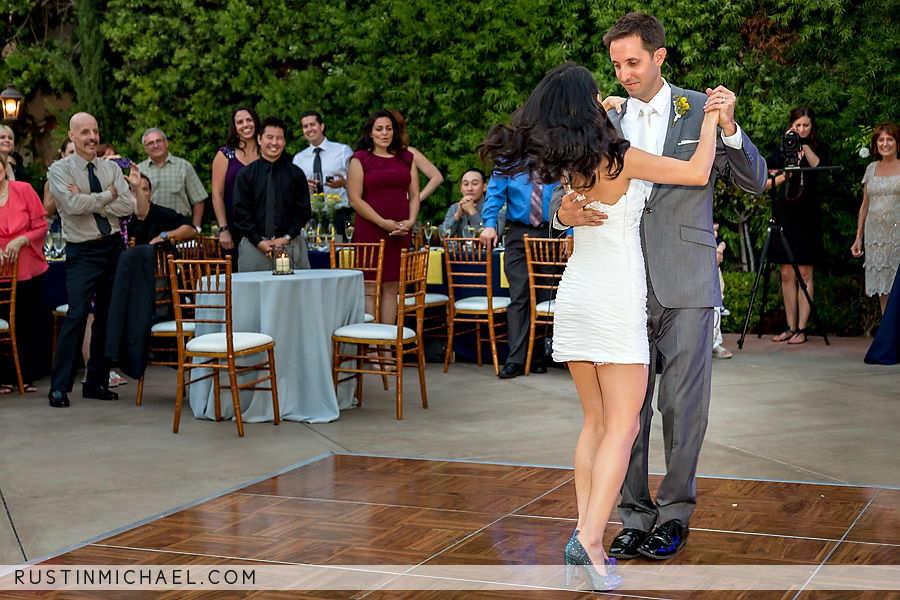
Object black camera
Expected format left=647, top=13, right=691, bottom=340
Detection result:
left=779, top=131, right=810, bottom=169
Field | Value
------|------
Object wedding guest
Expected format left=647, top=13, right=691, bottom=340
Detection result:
left=348, top=110, right=420, bottom=323
left=292, top=111, right=354, bottom=237
left=46, top=112, right=135, bottom=407
left=0, top=125, right=31, bottom=185
left=211, top=105, right=260, bottom=259
left=852, top=121, right=900, bottom=315
left=233, top=116, right=311, bottom=271
left=128, top=174, right=197, bottom=246
left=43, top=139, right=76, bottom=223
left=137, top=127, right=207, bottom=228
left=0, top=155, right=48, bottom=394
left=712, top=222, right=731, bottom=359
left=390, top=111, right=443, bottom=201
left=766, top=106, right=829, bottom=345
left=441, top=168, right=505, bottom=237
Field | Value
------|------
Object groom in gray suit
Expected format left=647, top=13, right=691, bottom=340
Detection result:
left=551, top=12, right=767, bottom=559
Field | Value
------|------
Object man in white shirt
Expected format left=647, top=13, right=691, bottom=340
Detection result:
left=292, top=111, right=354, bottom=238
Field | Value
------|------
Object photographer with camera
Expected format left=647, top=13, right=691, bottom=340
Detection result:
left=765, top=106, right=829, bottom=345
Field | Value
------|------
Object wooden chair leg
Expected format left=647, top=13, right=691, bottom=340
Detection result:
left=476, top=322, right=483, bottom=366
left=525, top=314, right=537, bottom=376
left=356, top=346, right=364, bottom=407
left=173, top=365, right=186, bottom=433
left=417, top=340, right=428, bottom=409
left=228, top=358, right=244, bottom=437
left=136, top=374, right=145, bottom=406
left=444, top=314, right=455, bottom=372
left=489, top=312, right=500, bottom=376
left=332, top=339, right=340, bottom=394
left=267, top=347, right=280, bottom=426
left=395, top=343, right=403, bottom=420
left=213, top=359, right=222, bottom=422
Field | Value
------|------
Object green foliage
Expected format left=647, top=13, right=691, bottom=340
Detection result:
left=722, top=270, right=880, bottom=336
left=2, top=0, right=899, bottom=280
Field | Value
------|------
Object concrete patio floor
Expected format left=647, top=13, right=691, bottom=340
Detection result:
left=1, top=333, right=897, bottom=565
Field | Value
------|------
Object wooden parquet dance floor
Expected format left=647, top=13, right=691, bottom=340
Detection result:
left=8, top=454, right=900, bottom=599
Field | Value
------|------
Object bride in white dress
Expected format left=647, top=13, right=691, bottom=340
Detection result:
left=479, top=62, right=725, bottom=591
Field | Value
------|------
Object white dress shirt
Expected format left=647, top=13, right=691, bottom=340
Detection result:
left=292, top=137, right=354, bottom=208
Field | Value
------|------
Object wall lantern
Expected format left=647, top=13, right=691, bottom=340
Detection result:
left=1, top=81, right=24, bottom=122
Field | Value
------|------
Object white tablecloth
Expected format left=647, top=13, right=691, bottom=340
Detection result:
left=188, top=269, right=365, bottom=423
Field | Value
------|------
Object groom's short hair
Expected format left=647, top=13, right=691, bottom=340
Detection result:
left=603, top=12, right=666, bottom=53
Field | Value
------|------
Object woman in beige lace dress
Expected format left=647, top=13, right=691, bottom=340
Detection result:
left=852, top=121, right=900, bottom=314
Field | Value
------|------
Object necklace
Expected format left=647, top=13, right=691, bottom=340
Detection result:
left=0, top=181, right=8, bottom=202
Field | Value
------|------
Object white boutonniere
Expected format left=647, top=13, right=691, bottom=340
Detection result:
left=672, top=95, right=690, bottom=127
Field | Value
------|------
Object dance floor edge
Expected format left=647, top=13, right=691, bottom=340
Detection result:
left=6, top=453, right=900, bottom=599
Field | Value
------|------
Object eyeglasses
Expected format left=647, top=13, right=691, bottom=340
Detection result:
left=143, top=139, right=165, bottom=147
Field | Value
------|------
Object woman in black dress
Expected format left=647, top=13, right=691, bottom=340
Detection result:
left=766, top=106, right=828, bottom=345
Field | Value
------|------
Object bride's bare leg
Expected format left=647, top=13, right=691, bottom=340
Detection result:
left=568, top=361, right=605, bottom=532
left=577, top=363, right=648, bottom=568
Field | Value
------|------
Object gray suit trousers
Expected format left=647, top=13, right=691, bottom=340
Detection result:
left=618, top=278, right=714, bottom=531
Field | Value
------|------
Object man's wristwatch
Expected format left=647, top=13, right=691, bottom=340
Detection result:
left=283, top=234, right=292, bottom=244
left=160, top=231, right=168, bottom=241
left=219, top=225, right=229, bottom=232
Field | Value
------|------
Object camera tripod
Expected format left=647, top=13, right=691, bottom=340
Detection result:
left=737, top=165, right=841, bottom=349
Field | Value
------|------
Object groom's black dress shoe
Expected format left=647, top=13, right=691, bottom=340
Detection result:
left=498, top=363, right=525, bottom=379
left=637, top=520, right=689, bottom=560
left=609, top=528, right=651, bottom=559
left=48, top=389, right=70, bottom=408
left=83, top=384, right=119, bottom=401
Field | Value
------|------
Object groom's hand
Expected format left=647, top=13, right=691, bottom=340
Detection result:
left=556, top=190, right=608, bottom=228
left=704, top=86, right=738, bottom=137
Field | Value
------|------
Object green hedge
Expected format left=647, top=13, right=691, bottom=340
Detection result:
left=722, top=271, right=881, bottom=336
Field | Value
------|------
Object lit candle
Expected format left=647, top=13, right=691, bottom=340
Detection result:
left=276, top=256, right=289, bottom=273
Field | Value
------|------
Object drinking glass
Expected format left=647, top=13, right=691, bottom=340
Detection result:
left=423, top=221, right=434, bottom=247
left=344, top=223, right=355, bottom=243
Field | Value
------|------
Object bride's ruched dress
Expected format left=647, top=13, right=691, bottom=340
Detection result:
left=552, top=180, right=650, bottom=365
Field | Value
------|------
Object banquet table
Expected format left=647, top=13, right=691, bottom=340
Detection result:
left=188, top=269, right=365, bottom=423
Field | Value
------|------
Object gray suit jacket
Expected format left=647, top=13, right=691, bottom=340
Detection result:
left=550, top=84, right=767, bottom=309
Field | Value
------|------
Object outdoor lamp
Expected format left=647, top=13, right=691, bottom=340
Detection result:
left=1, top=81, right=24, bottom=122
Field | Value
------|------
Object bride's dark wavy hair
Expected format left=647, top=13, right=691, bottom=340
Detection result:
left=477, top=62, right=628, bottom=187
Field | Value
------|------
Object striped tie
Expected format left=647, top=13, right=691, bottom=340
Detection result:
left=529, top=179, right=543, bottom=226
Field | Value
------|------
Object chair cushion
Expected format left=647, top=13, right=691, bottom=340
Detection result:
left=333, top=323, right=416, bottom=341
left=0, top=318, right=8, bottom=331
left=185, top=332, right=273, bottom=353
left=150, top=321, right=197, bottom=333
left=54, top=304, right=68, bottom=314
left=404, top=293, right=449, bottom=306
left=364, top=313, right=376, bottom=323
left=454, top=296, right=511, bottom=312
left=536, top=300, right=556, bottom=314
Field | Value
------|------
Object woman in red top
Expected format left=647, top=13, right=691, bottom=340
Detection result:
left=0, top=155, right=48, bottom=393
left=347, top=110, right=421, bottom=323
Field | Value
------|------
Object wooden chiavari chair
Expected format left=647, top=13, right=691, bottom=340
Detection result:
left=331, top=249, right=429, bottom=420
left=443, top=237, right=510, bottom=375
left=0, top=260, right=24, bottom=394
left=523, top=235, right=572, bottom=375
left=168, top=257, right=279, bottom=437
left=329, top=240, right=385, bottom=323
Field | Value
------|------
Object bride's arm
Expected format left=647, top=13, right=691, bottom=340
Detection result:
left=621, top=108, right=721, bottom=187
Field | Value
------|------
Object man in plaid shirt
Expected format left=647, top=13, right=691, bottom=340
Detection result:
left=137, top=127, right=207, bottom=228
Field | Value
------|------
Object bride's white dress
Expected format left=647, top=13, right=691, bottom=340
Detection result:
left=552, top=179, right=649, bottom=365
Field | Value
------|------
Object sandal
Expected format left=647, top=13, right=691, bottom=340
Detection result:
left=25, top=384, right=37, bottom=393
left=772, top=328, right=796, bottom=342
left=0, top=384, right=13, bottom=395
left=788, top=329, right=808, bottom=345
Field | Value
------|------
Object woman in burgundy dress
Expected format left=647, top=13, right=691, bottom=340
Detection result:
left=347, top=109, right=421, bottom=323
left=211, top=105, right=261, bottom=264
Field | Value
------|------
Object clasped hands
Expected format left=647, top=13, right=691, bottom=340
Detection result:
left=257, top=238, right=291, bottom=254
left=0, top=236, right=28, bottom=264
left=383, top=218, right=414, bottom=237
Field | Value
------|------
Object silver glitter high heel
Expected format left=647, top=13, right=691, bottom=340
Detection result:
left=565, top=529, right=617, bottom=584
left=564, top=535, right=622, bottom=591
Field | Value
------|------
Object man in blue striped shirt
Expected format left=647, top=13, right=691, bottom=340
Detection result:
left=480, top=172, right=559, bottom=378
